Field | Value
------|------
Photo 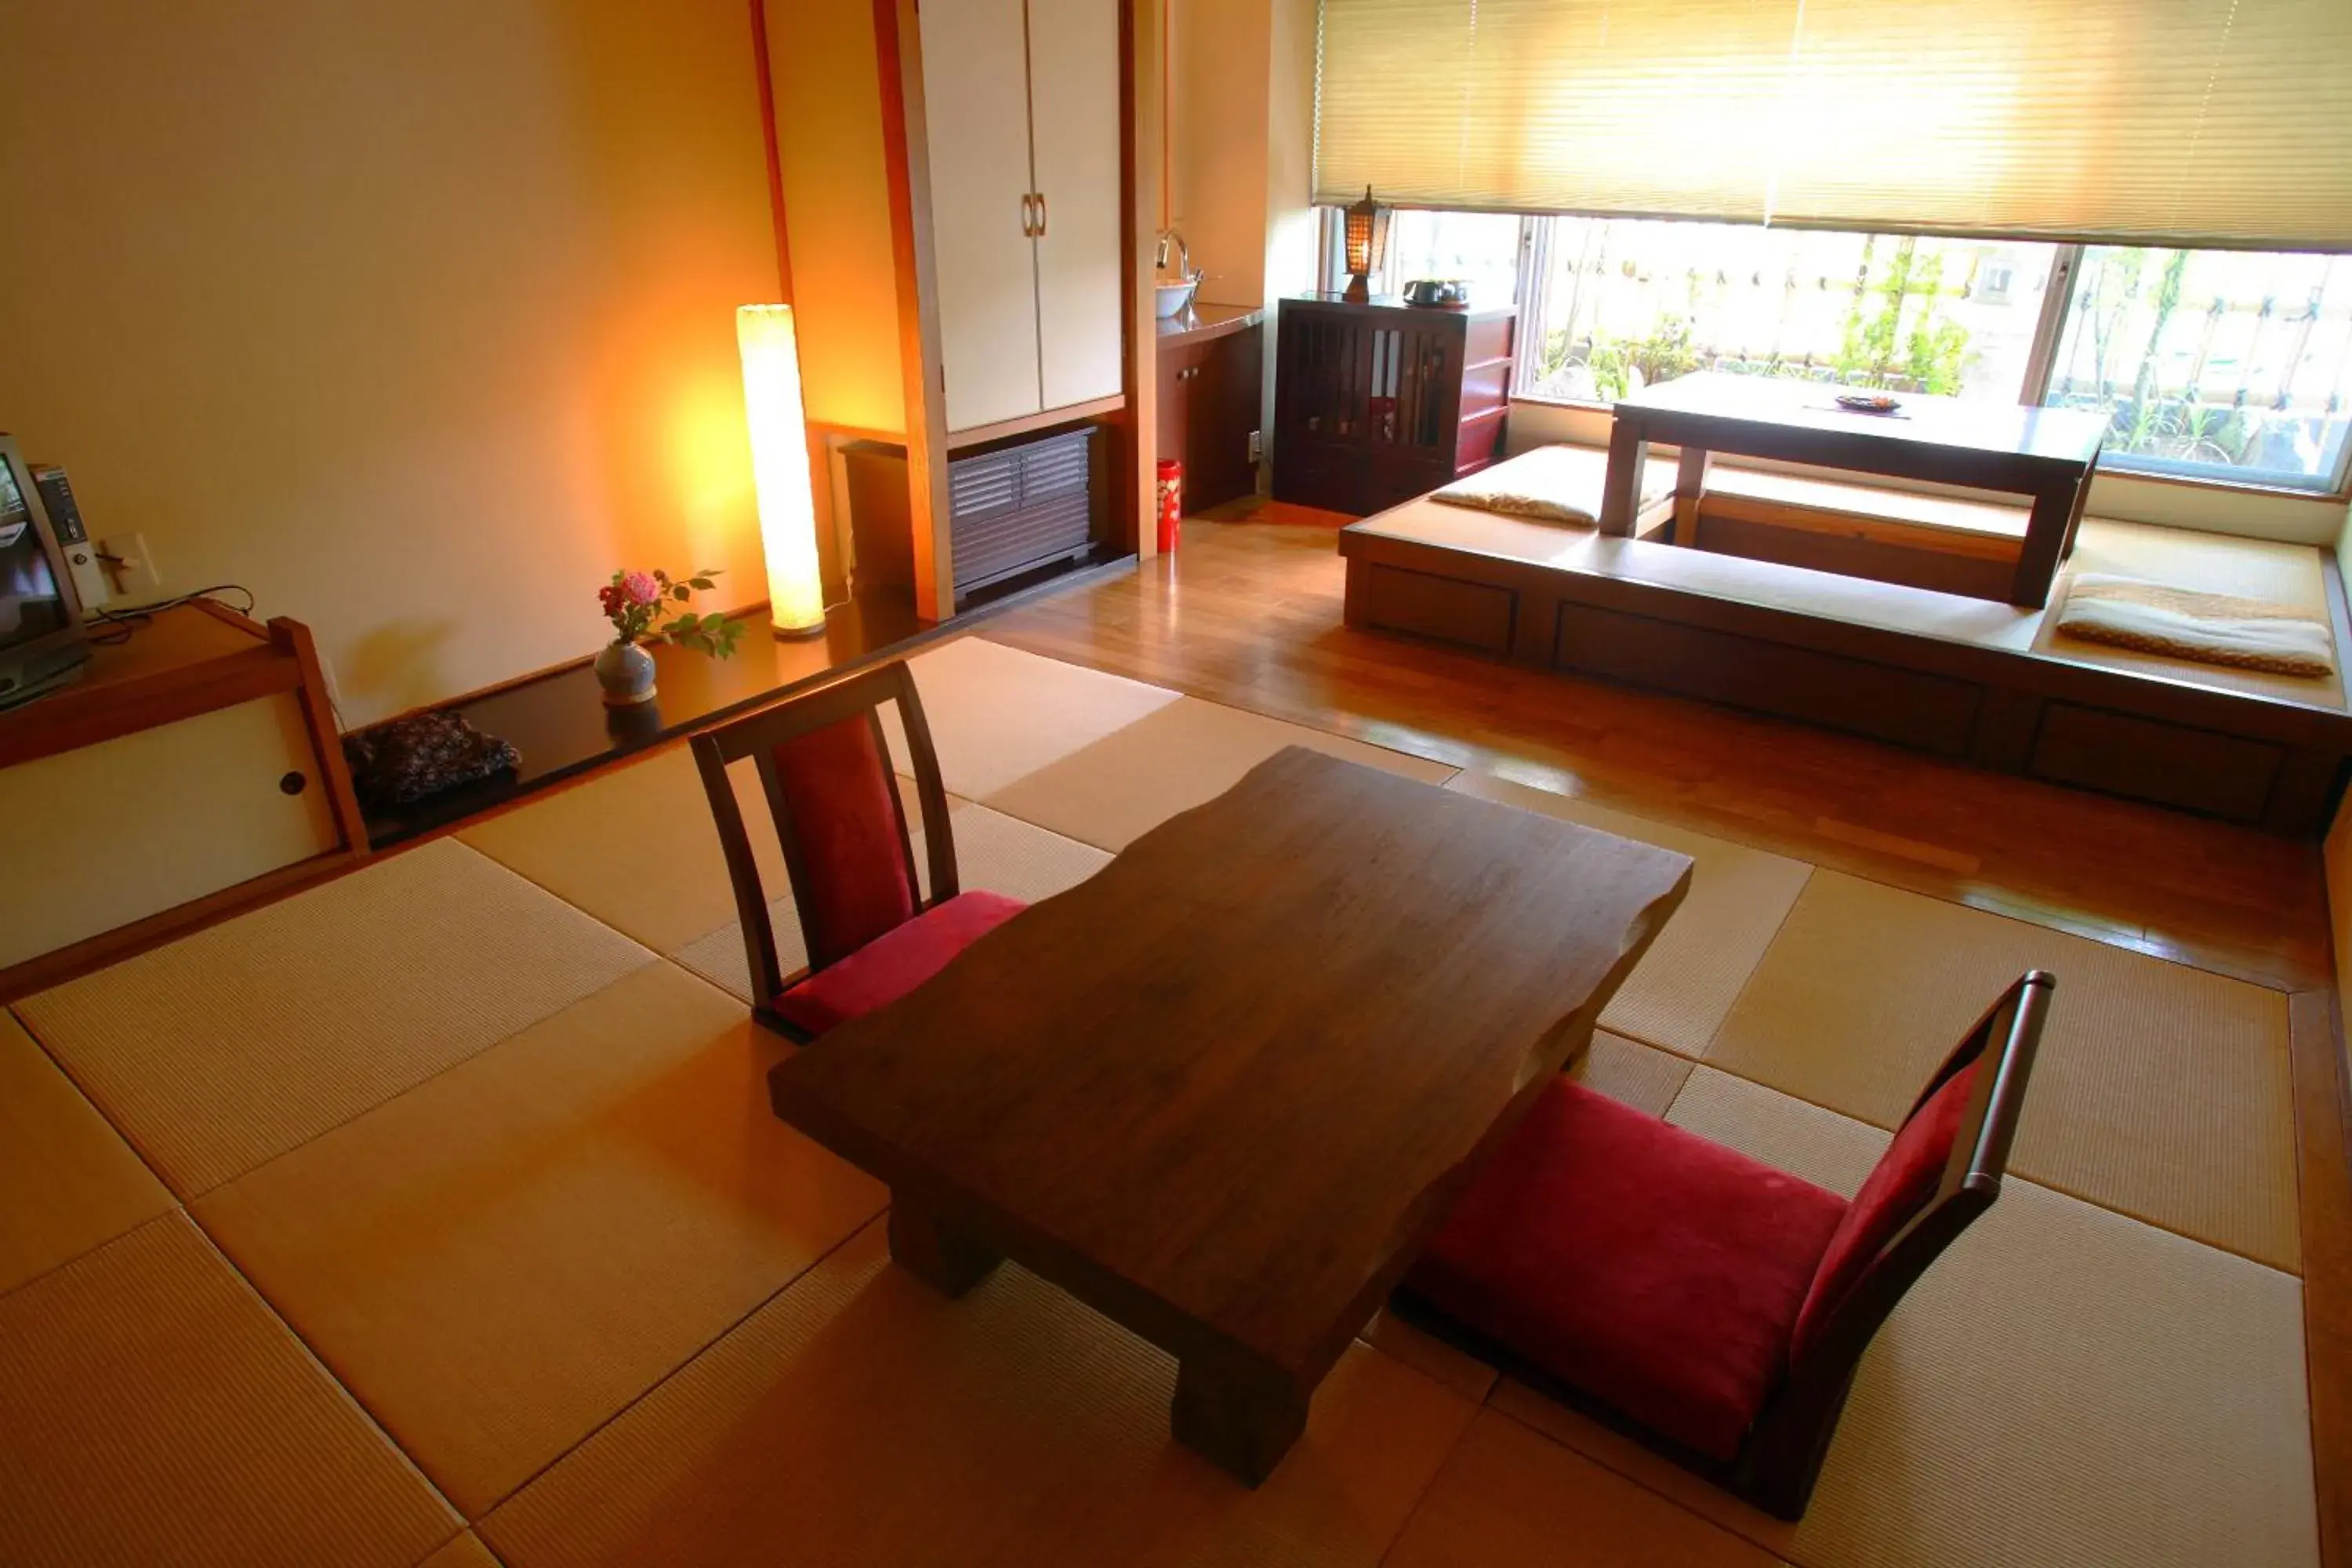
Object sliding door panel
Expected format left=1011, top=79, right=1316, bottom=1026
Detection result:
left=1024, top=0, right=1124, bottom=411
left=920, top=0, right=1044, bottom=430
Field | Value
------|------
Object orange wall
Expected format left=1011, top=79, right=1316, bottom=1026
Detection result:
left=0, top=0, right=784, bottom=724
left=766, top=0, right=909, bottom=437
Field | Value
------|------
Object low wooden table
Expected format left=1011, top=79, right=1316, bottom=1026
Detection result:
left=768, top=746, right=1691, bottom=1484
left=1598, top=371, right=2107, bottom=608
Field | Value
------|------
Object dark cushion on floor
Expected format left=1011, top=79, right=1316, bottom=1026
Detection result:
left=777, top=890, right=1027, bottom=1036
left=1791, top=1062, right=1977, bottom=1359
left=1406, top=1079, right=1848, bottom=1462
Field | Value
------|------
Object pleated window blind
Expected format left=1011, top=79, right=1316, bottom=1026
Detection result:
left=1313, top=0, right=2352, bottom=251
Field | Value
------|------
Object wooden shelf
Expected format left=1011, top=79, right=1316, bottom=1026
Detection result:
left=0, top=601, right=293, bottom=769
left=363, top=553, right=1137, bottom=851
left=0, top=601, right=368, bottom=1001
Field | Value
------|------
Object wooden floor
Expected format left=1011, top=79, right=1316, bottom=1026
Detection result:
left=986, top=502, right=2336, bottom=994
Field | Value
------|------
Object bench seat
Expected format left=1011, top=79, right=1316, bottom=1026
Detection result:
left=1340, top=488, right=2352, bottom=833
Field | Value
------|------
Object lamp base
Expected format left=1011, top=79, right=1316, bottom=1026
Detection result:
left=771, top=615, right=829, bottom=641
left=1342, top=274, right=1372, bottom=303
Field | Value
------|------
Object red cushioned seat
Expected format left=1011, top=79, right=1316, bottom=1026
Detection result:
left=1406, top=1079, right=1848, bottom=1461
left=1401, top=977, right=2049, bottom=1521
left=691, top=660, right=1035, bottom=1044
left=775, top=888, right=1026, bottom=1036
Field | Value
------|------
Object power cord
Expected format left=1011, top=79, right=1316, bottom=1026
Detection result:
left=84, top=584, right=259, bottom=646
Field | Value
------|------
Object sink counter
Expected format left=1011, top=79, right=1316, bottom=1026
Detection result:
left=1156, top=302, right=1265, bottom=348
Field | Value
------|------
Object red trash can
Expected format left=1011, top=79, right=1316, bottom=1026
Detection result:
left=1155, top=459, right=1182, bottom=554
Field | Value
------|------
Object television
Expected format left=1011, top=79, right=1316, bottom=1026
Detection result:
left=0, top=433, right=89, bottom=709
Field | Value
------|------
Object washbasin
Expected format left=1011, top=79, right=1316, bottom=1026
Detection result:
left=1155, top=278, right=1200, bottom=318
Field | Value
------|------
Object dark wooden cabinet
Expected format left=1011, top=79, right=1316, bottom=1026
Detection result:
left=1272, top=295, right=1515, bottom=517
left=1157, top=318, right=1264, bottom=515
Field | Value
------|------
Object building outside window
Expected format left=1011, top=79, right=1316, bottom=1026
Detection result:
left=1334, top=209, right=2352, bottom=496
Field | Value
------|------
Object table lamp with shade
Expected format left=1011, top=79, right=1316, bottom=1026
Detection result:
left=737, top=303, right=828, bottom=639
left=1341, top=187, right=1392, bottom=303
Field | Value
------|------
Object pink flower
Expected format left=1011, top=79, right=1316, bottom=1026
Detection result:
left=622, top=571, right=661, bottom=606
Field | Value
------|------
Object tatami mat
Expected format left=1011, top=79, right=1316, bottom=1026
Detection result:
left=1664, top=1065, right=1887, bottom=1200
left=883, top=636, right=1183, bottom=800
left=1385, top=1409, right=1784, bottom=1567
left=419, top=1533, right=503, bottom=1568
left=1572, top=1028, right=1697, bottom=1117
left=1359, top=1307, right=1501, bottom=1404
left=982, top=695, right=1459, bottom=851
left=0, top=1212, right=457, bottom=1568
left=0, top=1008, right=170, bottom=1297
left=458, top=745, right=794, bottom=954
left=1706, top=870, right=2299, bottom=1269
left=1446, top=775, right=1810, bottom=1057
left=194, top=962, right=885, bottom=1518
left=481, top=1221, right=1478, bottom=1567
left=17, top=840, right=652, bottom=1198
left=671, top=803, right=1111, bottom=1004
left=1501, top=1068, right=2318, bottom=1568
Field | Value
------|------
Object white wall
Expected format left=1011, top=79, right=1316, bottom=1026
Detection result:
left=1168, top=0, right=1318, bottom=308
left=1170, top=0, right=1272, bottom=306
left=0, top=0, right=782, bottom=724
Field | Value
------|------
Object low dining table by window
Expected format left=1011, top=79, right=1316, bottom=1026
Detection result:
left=765, top=746, right=1692, bottom=1485
left=1598, top=371, right=2109, bottom=610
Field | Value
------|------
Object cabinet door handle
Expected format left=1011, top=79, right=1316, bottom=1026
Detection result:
left=1033, top=190, right=1047, bottom=238
left=1018, top=193, right=1036, bottom=237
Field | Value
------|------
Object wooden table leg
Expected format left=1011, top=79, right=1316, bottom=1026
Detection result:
left=2056, top=469, right=2093, bottom=563
left=887, top=1195, right=1002, bottom=1298
left=1170, top=1345, right=1311, bottom=1486
left=1671, top=445, right=1711, bottom=545
left=1597, top=416, right=1648, bottom=537
left=2009, top=481, right=2078, bottom=608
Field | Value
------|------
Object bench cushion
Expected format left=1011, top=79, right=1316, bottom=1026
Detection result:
left=1431, top=444, right=1671, bottom=528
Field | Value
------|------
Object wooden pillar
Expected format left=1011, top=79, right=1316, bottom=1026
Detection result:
left=875, top=0, right=956, bottom=620
left=1124, top=0, right=1163, bottom=559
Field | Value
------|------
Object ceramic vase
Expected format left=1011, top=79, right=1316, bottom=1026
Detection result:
left=594, top=638, right=657, bottom=707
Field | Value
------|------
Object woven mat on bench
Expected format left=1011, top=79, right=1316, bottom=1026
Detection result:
left=2054, top=572, right=2336, bottom=678
left=1431, top=445, right=1668, bottom=528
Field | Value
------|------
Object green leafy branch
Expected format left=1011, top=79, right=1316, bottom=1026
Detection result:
left=598, top=568, right=743, bottom=660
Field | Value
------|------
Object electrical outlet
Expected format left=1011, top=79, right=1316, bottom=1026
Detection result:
left=1247, top=429, right=1265, bottom=464
left=98, top=533, right=161, bottom=595
left=60, top=539, right=111, bottom=612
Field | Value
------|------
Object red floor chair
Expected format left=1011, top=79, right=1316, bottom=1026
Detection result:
left=691, top=660, right=1025, bottom=1041
left=1398, top=971, right=2053, bottom=1519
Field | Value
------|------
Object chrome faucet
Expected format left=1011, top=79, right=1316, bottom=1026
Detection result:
left=1155, top=229, right=1196, bottom=280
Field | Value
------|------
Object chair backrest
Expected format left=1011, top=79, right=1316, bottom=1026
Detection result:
left=1788, top=971, right=2052, bottom=1370
left=689, top=659, right=957, bottom=1022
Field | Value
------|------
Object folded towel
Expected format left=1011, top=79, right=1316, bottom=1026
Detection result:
left=2053, top=573, right=2336, bottom=679
left=1431, top=445, right=1669, bottom=528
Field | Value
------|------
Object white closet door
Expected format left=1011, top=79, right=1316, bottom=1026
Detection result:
left=920, top=0, right=1043, bottom=431
left=1025, top=0, right=1124, bottom=410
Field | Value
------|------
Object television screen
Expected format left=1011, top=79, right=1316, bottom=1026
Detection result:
left=0, top=454, right=71, bottom=648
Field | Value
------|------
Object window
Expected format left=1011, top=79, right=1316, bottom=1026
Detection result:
left=1328, top=206, right=2352, bottom=495
left=1375, top=210, right=1526, bottom=314
left=1516, top=217, right=2058, bottom=408
left=2042, top=248, right=2352, bottom=493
